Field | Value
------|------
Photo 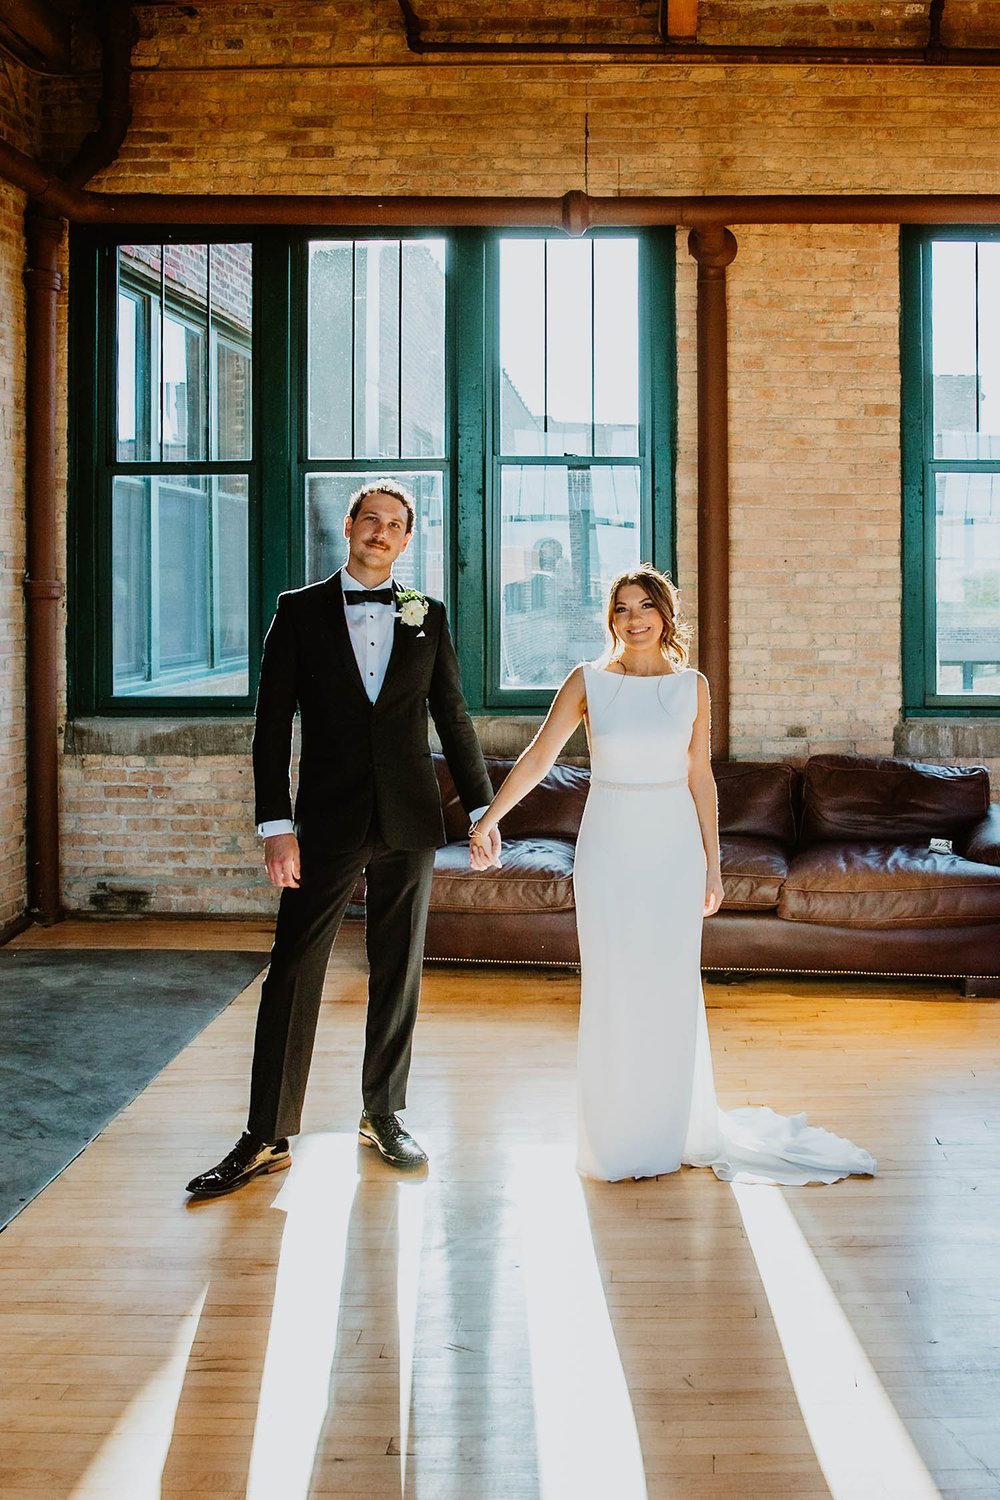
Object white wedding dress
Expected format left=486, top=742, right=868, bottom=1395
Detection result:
left=574, top=664, right=877, bottom=1185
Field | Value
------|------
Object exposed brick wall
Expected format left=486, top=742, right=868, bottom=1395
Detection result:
left=27, top=3, right=1000, bottom=912
left=725, top=223, right=902, bottom=761
left=61, top=755, right=274, bottom=917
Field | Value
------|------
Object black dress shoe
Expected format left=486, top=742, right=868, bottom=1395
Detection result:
left=185, top=1132, right=291, bottom=1197
left=358, top=1111, right=428, bottom=1168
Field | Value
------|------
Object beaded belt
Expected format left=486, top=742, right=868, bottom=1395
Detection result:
left=590, top=776, right=688, bottom=791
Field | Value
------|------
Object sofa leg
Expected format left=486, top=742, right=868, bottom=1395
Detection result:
left=963, top=976, right=1000, bottom=999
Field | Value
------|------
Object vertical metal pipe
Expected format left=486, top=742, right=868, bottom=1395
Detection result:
left=23, top=210, right=65, bottom=921
left=687, top=224, right=737, bottom=760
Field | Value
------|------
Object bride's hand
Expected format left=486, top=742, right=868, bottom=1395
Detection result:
left=704, top=870, right=725, bottom=917
left=469, top=823, right=502, bottom=871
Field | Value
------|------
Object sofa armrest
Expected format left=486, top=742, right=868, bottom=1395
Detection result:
left=956, top=804, right=1000, bottom=867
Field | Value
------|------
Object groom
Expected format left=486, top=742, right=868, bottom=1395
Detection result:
left=186, top=480, right=499, bottom=1195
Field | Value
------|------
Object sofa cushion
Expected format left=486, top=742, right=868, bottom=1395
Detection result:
left=802, top=754, right=991, bottom=844
left=435, top=754, right=589, bottom=844
left=431, top=837, right=576, bottom=913
left=779, top=842, right=1000, bottom=928
left=714, top=762, right=798, bottom=847
left=720, top=836, right=789, bottom=911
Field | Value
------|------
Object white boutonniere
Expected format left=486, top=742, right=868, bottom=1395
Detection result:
left=396, top=588, right=430, bottom=631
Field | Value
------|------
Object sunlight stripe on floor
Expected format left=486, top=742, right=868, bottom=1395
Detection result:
left=732, top=1182, right=941, bottom=1500
left=512, top=1147, right=647, bottom=1500
left=70, top=1285, right=208, bottom=1499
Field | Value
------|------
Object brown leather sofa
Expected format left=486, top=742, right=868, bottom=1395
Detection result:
left=418, top=752, right=1000, bottom=993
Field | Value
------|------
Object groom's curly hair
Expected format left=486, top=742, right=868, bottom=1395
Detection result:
left=604, top=565, right=692, bottom=669
left=346, top=479, right=416, bottom=535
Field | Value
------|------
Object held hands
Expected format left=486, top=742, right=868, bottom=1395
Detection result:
left=264, top=832, right=301, bottom=890
left=704, top=869, right=725, bottom=918
left=469, top=823, right=503, bottom=871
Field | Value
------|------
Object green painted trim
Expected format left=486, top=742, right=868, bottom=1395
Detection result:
left=256, top=238, right=294, bottom=630
left=646, top=228, right=677, bottom=576
left=451, top=229, right=487, bottom=708
left=901, top=225, right=1000, bottom=719
left=899, top=226, right=928, bottom=714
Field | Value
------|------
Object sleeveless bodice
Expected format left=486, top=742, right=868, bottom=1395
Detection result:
left=583, top=664, right=698, bottom=784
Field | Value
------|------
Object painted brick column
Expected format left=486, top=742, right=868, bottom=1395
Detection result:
left=23, top=210, right=65, bottom=922
left=688, top=224, right=738, bottom=761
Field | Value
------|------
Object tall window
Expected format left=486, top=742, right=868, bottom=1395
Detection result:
left=109, top=242, right=252, bottom=698
left=903, top=229, right=1000, bottom=711
left=304, top=239, right=447, bottom=599
left=71, top=228, right=674, bottom=715
left=495, top=237, right=644, bottom=693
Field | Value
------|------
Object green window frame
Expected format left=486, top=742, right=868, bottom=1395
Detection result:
left=70, top=225, right=676, bottom=717
left=902, top=226, right=1000, bottom=715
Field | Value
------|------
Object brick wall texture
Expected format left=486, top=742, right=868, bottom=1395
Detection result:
left=5, top=1, right=999, bottom=912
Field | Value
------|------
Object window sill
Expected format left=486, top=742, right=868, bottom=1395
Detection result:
left=63, top=715, right=590, bottom=761
left=64, top=718, right=255, bottom=757
left=895, top=718, right=1000, bottom=761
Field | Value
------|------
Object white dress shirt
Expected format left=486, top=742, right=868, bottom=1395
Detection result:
left=258, top=569, right=487, bottom=839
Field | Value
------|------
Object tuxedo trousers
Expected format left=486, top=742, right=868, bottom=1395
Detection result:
left=247, top=824, right=435, bottom=1140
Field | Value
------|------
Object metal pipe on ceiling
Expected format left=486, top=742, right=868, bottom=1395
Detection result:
left=396, top=0, right=1000, bottom=65
left=4, top=171, right=1000, bottom=231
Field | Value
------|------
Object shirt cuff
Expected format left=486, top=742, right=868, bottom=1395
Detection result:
left=258, top=819, right=295, bottom=838
left=469, top=805, right=489, bottom=825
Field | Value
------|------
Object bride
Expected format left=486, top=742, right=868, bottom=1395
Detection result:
left=469, top=566, right=875, bottom=1186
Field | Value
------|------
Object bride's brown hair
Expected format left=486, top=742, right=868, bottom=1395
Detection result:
left=603, top=565, right=692, bottom=669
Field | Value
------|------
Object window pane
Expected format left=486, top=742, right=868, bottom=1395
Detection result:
left=117, top=244, right=219, bottom=463
left=499, top=237, right=641, bottom=460
left=162, top=314, right=206, bottom=462
left=116, top=293, right=138, bottom=459
left=499, top=239, right=546, bottom=455
left=163, top=245, right=208, bottom=461
left=116, top=246, right=160, bottom=462
left=932, top=240, right=1000, bottom=460
left=112, top=476, right=150, bottom=679
left=400, top=241, right=446, bottom=457
left=545, top=240, right=593, bottom=456
left=158, top=477, right=209, bottom=666
left=211, top=243, right=253, bottom=459
left=594, top=239, right=639, bottom=456
left=308, top=242, right=354, bottom=457
left=308, top=239, right=447, bottom=461
left=978, top=244, right=1000, bottom=457
left=215, top=339, right=252, bottom=462
left=304, top=471, right=445, bottom=598
left=356, top=241, right=400, bottom=458
left=935, top=471, right=1000, bottom=696
left=218, top=479, right=250, bottom=664
left=499, top=464, right=641, bottom=689
left=112, top=474, right=249, bottom=697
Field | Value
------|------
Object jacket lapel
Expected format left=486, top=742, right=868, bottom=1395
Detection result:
left=324, top=569, right=370, bottom=705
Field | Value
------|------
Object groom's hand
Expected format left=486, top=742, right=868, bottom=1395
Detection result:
left=469, top=826, right=502, bottom=871
left=264, top=832, right=301, bottom=890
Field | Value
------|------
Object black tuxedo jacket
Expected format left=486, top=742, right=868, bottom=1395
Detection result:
left=252, top=570, right=493, bottom=852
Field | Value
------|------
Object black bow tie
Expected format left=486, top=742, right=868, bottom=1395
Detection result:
left=343, top=589, right=394, bottom=606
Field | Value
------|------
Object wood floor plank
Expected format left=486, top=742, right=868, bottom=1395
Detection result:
left=1, top=919, right=999, bottom=1498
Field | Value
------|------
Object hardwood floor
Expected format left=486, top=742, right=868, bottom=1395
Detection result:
left=1, top=919, right=999, bottom=1498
